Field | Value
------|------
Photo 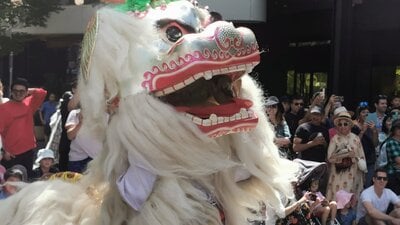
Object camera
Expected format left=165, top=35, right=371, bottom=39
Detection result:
left=335, top=96, right=344, bottom=102
left=309, top=193, right=317, bottom=201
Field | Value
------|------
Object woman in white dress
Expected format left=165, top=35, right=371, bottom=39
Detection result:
left=325, top=111, right=366, bottom=201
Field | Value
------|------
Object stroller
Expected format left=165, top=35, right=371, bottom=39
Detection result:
left=249, top=159, right=340, bottom=225
left=293, top=159, right=341, bottom=225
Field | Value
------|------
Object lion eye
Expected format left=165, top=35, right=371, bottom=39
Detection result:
left=166, top=26, right=183, bottom=42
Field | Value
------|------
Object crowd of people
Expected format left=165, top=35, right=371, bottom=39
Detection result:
left=1, top=76, right=400, bottom=224
left=0, top=77, right=103, bottom=199
left=266, top=92, right=400, bottom=225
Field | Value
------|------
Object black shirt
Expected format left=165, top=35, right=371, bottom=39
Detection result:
left=295, top=122, right=329, bottom=162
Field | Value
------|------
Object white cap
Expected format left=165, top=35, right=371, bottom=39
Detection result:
left=35, top=148, right=55, bottom=164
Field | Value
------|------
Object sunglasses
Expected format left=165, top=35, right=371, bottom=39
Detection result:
left=12, top=89, right=27, bottom=94
left=375, top=176, right=388, bottom=181
left=294, top=102, right=304, bottom=106
left=378, top=94, right=387, bottom=99
left=337, top=122, right=349, bottom=127
left=359, top=101, right=368, bottom=107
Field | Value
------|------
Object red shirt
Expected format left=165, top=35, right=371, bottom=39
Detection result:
left=0, top=88, right=47, bottom=155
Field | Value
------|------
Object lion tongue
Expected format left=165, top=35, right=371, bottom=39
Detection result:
left=175, top=98, right=253, bottom=118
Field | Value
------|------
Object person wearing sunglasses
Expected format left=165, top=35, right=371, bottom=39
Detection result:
left=383, top=119, right=400, bottom=195
left=0, top=78, right=47, bottom=178
left=265, top=96, right=293, bottom=159
left=356, top=168, right=400, bottom=225
left=325, top=110, right=366, bottom=202
left=285, top=95, right=305, bottom=137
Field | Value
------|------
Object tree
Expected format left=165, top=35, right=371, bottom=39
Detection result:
left=0, top=0, right=62, bottom=56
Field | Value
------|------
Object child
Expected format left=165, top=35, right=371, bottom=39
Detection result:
left=306, top=179, right=337, bottom=225
left=335, top=190, right=356, bottom=225
left=0, top=167, right=24, bottom=199
left=31, top=148, right=59, bottom=181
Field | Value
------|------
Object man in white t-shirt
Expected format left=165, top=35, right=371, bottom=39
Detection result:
left=65, top=109, right=103, bottom=173
left=356, top=168, right=400, bottom=225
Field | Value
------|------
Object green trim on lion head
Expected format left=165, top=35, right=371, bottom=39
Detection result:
left=117, top=0, right=180, bottom=12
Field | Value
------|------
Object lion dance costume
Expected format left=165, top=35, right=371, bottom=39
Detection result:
left=0, top=1, right=298, bottom=224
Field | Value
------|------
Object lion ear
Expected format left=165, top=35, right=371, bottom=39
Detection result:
left=78, top=10, right=113, bottom=137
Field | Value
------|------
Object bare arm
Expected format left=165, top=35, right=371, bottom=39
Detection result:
left=66, top=122, right=82, bottom=141
left=363, top=201, right=400, bottom=224
left=66, top=112, right=82, bottom=141
left=284, top=192, right=310, bottom=216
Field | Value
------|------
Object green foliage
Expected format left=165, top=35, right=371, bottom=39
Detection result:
left=118, top=0, right=178, bottom=12
left=0, top=0, right=62, bottom=56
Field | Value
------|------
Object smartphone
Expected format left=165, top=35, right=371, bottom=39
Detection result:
left=309, top=193, right=317, bottom=201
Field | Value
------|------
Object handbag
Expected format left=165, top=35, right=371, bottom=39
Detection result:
left=335, top=157, right=353, bottom=173
left=357, top=158, right=367, bottom=173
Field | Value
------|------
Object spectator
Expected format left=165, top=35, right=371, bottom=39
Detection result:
left=366, top=95, right=387, bottom=133
left=39, top=93, right=58, bottom=143
left=66, top=108, right=103, bottom=173
left=384, top=119, right=400, bottom=195
left=275, top=190, right=314, bottom=225
left=378, top=115, right=392, bottom=151
left=388, top=95, right=400, bottom=113
left=325, top=110, right=365, bottom=202
left=0, top=78, right=47, bottom=177
left=265, top=96, right=293, bottom=159
left=335, top=190, right=356, bottom=225
left=293, top=106, right=329, bottom=163
left=0, top=165, right=26, bottom=199
left=356, top=168, right=400, bottom=225
left=285, top=95, right=305, bottom=137
left=58, top=80, right=77, bottom=172
left=31, top=148, right=59, bottom=181
left=352, top=102, right=378, bottom=187
left=280, top=95, right=291, bottom=114
left=299, top=91, right=326, bottom=125
left=306, top=178, right=337, bottom=225
left=328, top=106, right=348, bottom=139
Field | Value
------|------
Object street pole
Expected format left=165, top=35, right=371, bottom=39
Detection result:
left=8, top=51, right=13, bottom=97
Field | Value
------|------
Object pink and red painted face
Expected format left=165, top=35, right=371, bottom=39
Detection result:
left=136, top=2, right=260, bottom=138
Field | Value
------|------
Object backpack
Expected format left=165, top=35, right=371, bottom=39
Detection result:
left=376, top=140, right=388, bottom=169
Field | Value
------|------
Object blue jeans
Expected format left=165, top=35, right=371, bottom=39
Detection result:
left=68, top=157, right=92, bottom=173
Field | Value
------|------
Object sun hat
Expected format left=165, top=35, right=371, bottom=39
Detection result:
left=336, top=190, right=354, bottom=209
left=334, top=111, right=353, bottom=127
left=333, top=106, right=347, bottom=116
left=265, top=96, right=279, bottom=106
left=35, top=148, right=55, bottom=164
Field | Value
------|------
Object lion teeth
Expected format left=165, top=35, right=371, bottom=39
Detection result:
left=193, top=117, right=202, bottom=125
left=235, top=113, right=241, bottom=120
left=202, top=119, right=211, bottom=126
left=204, top=72, right=213, bottom=80
left=240, top=108, right=249, bottom=119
